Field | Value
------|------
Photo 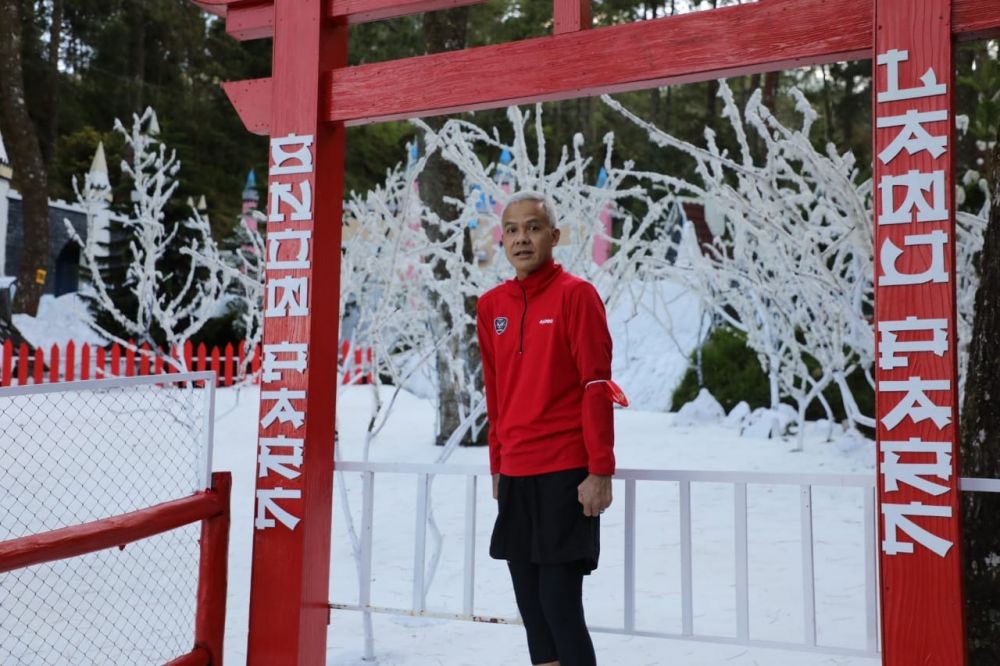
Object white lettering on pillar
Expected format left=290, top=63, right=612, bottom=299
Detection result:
left=267, top=229, right=311, bottom=270
left=262, top=342, right=308, bottom=383
left=880, top=437, right=952, bottom=496
left=882, top=502, right=953, bottom=557
left=879, top=230, right=949, bottom=286
left=876, top=49, right=947, bottom=103
left=256, top=133, right=316, bottom=531
left=268, top=181, right=313, bottom=222
left=876, top=109, right=949, bottom=164
left=873, top=40, right=956, bottom=563
left=877, top=316, right=948, bottom=370
left=260, top=389, right=307, bottom=429
left=255, top=487, right=302, bottom=530
left=258, top=436, right=305, bottom=479
left=880, top=377, right=951, bottom=431
left=269, top=133, right=314, bottom=175
left=878, top=170, right=948, bottom=225
left=266, top=276, right=309, bottom=318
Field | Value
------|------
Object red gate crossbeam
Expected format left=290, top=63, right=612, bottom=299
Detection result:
left=194, top=0, right=489, bottom=39
left=216, top=0, right=1000, bottom=134
left=0, top=472, right=232, bottom=666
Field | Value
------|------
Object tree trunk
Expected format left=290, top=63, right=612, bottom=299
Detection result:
left=41, top=0, right=63, bottom=164
left=0, top=0, right=49, bottom=315
left=961, top=124, right=1000, bottom=665
left=130, top=1, right=146, bottom=111
left=761, top=71, right=779, bottom=112
left=422, top=6, right=485, bottom=446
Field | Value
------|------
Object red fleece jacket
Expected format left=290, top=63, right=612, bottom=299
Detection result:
left=476, top=260, right=616, bottom=477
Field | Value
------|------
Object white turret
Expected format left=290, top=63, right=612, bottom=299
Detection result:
left=0, top=126, right=10, bottom=180
left=88, top=141, right=112, bottom=200
left=86, top=141, right=113, bottom=258
left=0, top=128, right=11, bottom=275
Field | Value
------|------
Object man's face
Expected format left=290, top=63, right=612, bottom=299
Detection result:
left=501, top=199, right=560, bottom=280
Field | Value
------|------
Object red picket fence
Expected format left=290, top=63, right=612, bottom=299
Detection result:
left=0, top=339, right=376, bottom=387
left=340, top=341, right=374, bottom=385
left=0, top=340, right=262, bottom=388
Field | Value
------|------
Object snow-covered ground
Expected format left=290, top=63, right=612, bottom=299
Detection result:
left=4, top=283, right=882, bottom=664
left=213, top=385, right=878, bottom=666
left=12, top=294, right=105, bottom=349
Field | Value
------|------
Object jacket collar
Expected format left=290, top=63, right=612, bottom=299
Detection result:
left=508, top=258, right=562, bottom=297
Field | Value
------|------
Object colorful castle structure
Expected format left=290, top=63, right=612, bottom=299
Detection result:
left=0, top=131, right=121, bottom=297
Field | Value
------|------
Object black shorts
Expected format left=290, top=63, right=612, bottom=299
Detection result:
left=489, top=467, right=600, bottom=574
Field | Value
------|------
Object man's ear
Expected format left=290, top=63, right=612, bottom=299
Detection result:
left=552, top=227, right=561, bottom=245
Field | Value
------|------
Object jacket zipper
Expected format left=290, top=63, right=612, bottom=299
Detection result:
left=518, top=283, right=528, bottom=354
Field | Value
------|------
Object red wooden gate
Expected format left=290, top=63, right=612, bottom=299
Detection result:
left=191, top=0, right=1000, bottom=663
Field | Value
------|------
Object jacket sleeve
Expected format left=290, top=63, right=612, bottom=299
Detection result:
left=476, top=297, right=502, bottom=475
left=569, top=283, right=616, bottom=476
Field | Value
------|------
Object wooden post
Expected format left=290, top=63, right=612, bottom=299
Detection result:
left=873, top=0, right=967, bottom=663
left=139, top=343, right=152, bottom=376
left=65, top=341, right=75, bottom=382
left=48, top=344, right=59, bottom=383
left=32, top=347, right=43, bottom=384
left=224, top=343, right=235, bottom=386
left=80, top=343, right=90, bottom=381
left=245, top=2, right=347, bottom=663
left=110, top=344, right=121, bottom=377
left=194, top=471, right=231, bottom=665
left=553, top=0, right=591, bottom=34
left=2, top=340, right=11, bottom=386
left=125, top=342, right=136, bottom=377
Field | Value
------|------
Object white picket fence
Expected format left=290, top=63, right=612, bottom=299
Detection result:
left=330, top=461, right=1000, bottom=659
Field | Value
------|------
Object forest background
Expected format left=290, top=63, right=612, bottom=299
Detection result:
left=1, top=1, right=1000, bottom=660
left=2, top=0, right=996, bottom=317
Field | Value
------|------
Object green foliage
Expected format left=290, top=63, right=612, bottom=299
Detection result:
left=189, top=298, right=245, bottom=349
left=19, top=0, right=270, bottom=240
left=672, top=326, right=876, bottom=427
left=671, top=326, right=771, bottom=414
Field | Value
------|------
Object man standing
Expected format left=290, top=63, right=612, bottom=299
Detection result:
left=476, top=191, right=621, bottom=666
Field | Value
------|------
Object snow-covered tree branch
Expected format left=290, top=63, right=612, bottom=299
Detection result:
left=67, top=108, right=227, bottom=372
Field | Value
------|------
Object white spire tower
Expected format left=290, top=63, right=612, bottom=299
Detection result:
left=0, top=128, right=11, bottom=276
left=0, top=127, right=11, bottom=180
left=84, top=141, right=113, bottom=258
left=87, top=141, right=112, bottom=201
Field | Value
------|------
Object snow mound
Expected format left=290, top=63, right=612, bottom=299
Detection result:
left=740, top=405, right=798, bottom=439
left=801, top=418, right=845, bottom=441
left=724, top=400, right=751, bottom=428
left=673, top=388, right=725, bottom=427
left=11, top=294, right=105, bottom=349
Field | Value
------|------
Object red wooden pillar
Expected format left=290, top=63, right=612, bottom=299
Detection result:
left=873, top=0, right=966, bottom=663
left=245, top=2, right=346, bottom=664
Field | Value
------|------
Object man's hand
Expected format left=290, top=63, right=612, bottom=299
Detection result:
left=492, top=473, right=500, bottom=500
left=577, top=474, right=612, bottom=517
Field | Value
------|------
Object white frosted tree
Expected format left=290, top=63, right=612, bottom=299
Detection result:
left=605, top=84, right=876, bottom=443
left=68, top=108, right=227, bottom=371
left=604, top=81, right=987, bottom=442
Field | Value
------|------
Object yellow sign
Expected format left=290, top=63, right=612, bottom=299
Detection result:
left=35, top=268, right=47, bottom=285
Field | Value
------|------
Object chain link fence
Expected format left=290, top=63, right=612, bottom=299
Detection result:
left=0, top=374, right=215, bottom=665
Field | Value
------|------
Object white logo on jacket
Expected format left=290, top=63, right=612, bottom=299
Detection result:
left=539, top=318, right=555, bottom=325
